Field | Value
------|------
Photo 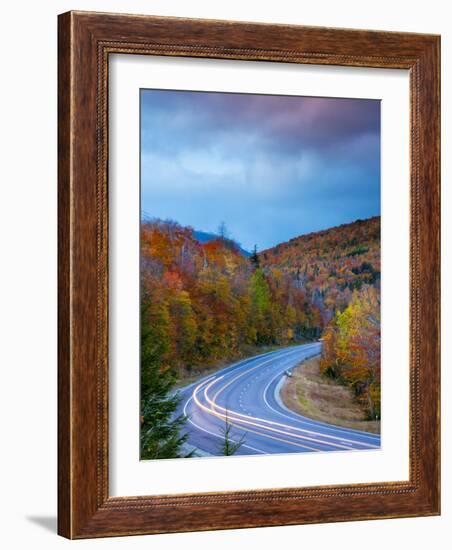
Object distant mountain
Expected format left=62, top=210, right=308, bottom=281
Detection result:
left=259, top=217, right=380, bottom=315
left=193, top=230, right=251, bottom=257
left=192, top=230, right=219, bottom=243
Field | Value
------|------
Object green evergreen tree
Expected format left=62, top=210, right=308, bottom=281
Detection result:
left=219, top=412, right=245, bottom=456
left=250, top=244, right=260, bottom=268
left=140, top=298, right=189, bottom=459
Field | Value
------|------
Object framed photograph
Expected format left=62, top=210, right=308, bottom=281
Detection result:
left=58, top=11, right=440, bottom=538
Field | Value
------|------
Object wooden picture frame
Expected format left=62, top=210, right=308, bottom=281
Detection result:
left=58, top=10, right=440, bottom=539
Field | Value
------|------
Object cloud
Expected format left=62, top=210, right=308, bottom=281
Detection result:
left=141, top=90, right=379, bottom=155
left=140, top=89, right=380, bottom=250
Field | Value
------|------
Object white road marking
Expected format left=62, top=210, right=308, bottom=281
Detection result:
left=180, top=343, right=379, bottom=454
left=183, top=392, right=267, bottom=454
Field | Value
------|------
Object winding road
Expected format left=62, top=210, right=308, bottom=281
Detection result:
left=176, top=343, right=381, bottom=456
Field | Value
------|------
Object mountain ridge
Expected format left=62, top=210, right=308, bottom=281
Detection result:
left=259, top=216, right=380, bottom=318
left=261, top=216, right=380, bottom=254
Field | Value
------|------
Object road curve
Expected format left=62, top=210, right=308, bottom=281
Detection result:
left=175, top=343, right=381, bottom=456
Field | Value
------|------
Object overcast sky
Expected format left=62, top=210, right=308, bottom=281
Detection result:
left=140, top=89, right=380, bottom=252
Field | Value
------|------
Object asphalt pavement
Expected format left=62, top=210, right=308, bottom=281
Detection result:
left=175, top=343, right=381, bottom=456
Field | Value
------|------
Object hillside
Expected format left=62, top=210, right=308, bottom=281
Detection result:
left=141, top=216, right=381, bottom=417
left=258, top=216, right=381, bottom=420
left=140, top=219, right=322, bottom=379
left=259, top=216, right=380, bottom=321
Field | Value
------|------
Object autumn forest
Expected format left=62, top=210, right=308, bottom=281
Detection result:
left=140, top=215, right=381, bottom=458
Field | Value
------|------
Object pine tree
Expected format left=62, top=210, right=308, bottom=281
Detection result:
left=140, top=298, right=189, bottom=459
left=250, top=244, right=260, bottom=268
left=219, top=412, right=245, bottom=456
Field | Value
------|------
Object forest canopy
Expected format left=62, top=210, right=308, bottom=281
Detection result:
left=140, top=219, right=322, bottom=379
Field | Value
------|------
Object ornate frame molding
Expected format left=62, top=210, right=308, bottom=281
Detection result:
left=58, top=11, right=440, bottom=538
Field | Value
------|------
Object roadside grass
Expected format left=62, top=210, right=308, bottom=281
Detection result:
left=281, top=356, right=380, bottom=434
left=174, top=339, right=312, bottom=389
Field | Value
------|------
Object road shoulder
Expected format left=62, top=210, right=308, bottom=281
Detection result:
left=280, top=356, right=380, bottom=434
